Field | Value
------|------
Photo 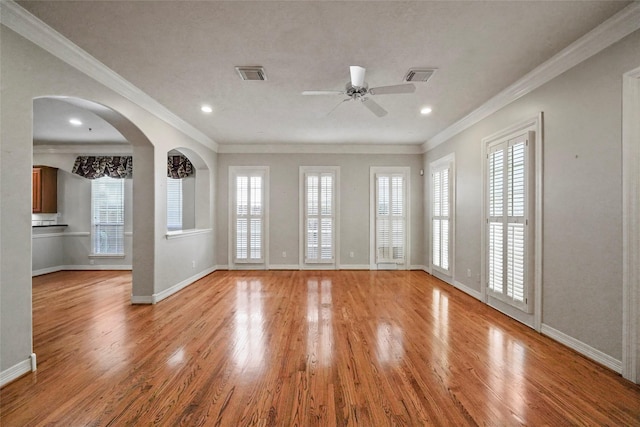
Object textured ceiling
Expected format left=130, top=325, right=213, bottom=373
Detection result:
left=19, top=1, right=630, bottom=147
left=33, top=98, right=128, bottom=145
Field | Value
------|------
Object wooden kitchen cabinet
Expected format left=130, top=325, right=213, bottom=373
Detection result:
left=32, top=166, right=58, bottom=213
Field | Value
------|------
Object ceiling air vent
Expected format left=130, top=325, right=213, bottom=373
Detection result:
left=404, top=68, right=436, bottom=83
left=235, top=66, right=267, bottom=81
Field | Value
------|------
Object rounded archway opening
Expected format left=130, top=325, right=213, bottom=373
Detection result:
left=32, top=96, right=155, bottom=299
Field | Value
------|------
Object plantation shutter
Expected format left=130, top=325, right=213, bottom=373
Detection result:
left=305, top=172, right=335, bottom=263
left=487, top=132, right=532, bottom=311
left=376, top=174, right=405, bottom=264
left=91, top=177, right=124, bottom=255
left=432, top=164, right=451, bottom=272
left=235, top=172, right=264, bottom=263
left=166, top=178, right=183, bottom=231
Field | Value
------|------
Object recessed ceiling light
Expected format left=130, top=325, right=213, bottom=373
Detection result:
left=420, top=107, right=433, bottom=115
left=69, top=118, right=83, bottom=126
left=201, top=105, right=213, bottom=113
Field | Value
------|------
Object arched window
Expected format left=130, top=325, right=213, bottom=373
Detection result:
left=167, top=150, right=196, bottom=232
left=166, top=148, right=210, bottom=235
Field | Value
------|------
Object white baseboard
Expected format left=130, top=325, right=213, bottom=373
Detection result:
left=32, top=266, right=64, bottom=276
left=215, top=265, right=229, bottom=270
left=231, top=265, right=268, bottom=271
left=1, top=353, right=36, bottom=387
left=300, top=264, right=338, bottom=270
left=454, top=280, right=483, bottom=300
left=410, top=265, right=428, bottom=271
left=269, top=264, right=300, bottom=270
left=131, top=295, right=154, bottom=304
left=33, top=264, right=132, bottom=276
left=541, top=324, right=622, bottom=373
left=65, top=264, right=132, bottom=271
left=376, top=263, right=399, bottom=270
left=152, top=266, right=217, bottom=304
left=338, top=264, right=370, bottom=270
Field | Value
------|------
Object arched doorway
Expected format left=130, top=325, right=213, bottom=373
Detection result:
left=33, top=96, right=155, bottom=301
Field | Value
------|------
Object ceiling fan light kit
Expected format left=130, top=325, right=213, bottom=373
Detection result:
left=350, top=66, right=366, bottom=88
left=303, top=66, right=417, bottom=117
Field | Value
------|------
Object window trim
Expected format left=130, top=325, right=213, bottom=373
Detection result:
left=369, top=167, right=411, bottom=270
left=481, top=114, right=542, bottom=330
left=430, top=153, right=455, bottom=277
left=622, top=66, right=640, bottom=382
left=228, top=166, right=269, bottom=269
left=299, top=166, right=340, bottom=269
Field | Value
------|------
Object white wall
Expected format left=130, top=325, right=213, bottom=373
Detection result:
left=182, top=175, right=196, bottom=230
left=32, top=227, right=65, bottom=272
left=425, top=29, right=640, bottom=361
left=217, top=153, right=424, bottom=269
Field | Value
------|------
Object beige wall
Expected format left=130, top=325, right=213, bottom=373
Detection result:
left=217, top=153, right=425, bottom=268
left=425, top=29, right=640, bottom=360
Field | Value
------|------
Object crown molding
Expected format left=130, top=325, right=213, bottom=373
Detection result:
left=0, top=1, right=219, bottom=152
left=33, top=144, right=133, bottom=155
left=423, top=1, right=640, bottom=153
left=217, top=142, right=423, bottom=155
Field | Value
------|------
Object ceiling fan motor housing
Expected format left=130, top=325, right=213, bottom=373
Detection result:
left=345, top=82, right=368, bottom=99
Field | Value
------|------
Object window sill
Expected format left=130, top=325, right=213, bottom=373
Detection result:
left=165, top=228, right=213, bottom=240
left=89, top=254, right=125, bottom=259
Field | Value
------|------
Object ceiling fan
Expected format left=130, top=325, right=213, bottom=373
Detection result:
left=302, top=66, right=416, bottom=117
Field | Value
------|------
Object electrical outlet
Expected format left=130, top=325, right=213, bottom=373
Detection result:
left=350, top=251, right=354, bottom=258
left=467, top=269, right=471, bottom=278
left=282, top=251, right=287, bottom=258
left=192, top=260, right=196, bottom=268
left=89, top=259, right=95, bottom=265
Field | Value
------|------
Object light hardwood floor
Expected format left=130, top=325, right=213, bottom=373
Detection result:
left=1, top=270, right=639, bottom=425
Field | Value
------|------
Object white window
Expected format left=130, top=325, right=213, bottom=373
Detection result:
left=230, top=167, right=268, bottom=266
left=301, top=167, right=338, bottom=265
left=372, top=168, right=409, bottom=266
left=167, top=178, right=182, bottom=231
left=91, top=177, right=124, bottom=255
left=431, top=155, right=454, bottom=274
left=486, top=131, right=533, bottom=311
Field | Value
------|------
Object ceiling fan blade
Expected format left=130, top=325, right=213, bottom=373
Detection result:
left=350, top=66, right=366, bottom=88
left=326, top=98, right=350, bottom=116
left=361, top=97, right=387, bottom=117
left=302, top=90, right=344, bottom=95
left=368, top=83, right=416, bottom=95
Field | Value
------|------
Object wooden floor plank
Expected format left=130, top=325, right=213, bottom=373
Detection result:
left=1, top=270, right=639, bottom=426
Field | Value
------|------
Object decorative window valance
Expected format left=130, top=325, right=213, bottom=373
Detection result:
left=167, top=155, right=194, bottom=179
left=72, top=156, right=133, bottom=179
